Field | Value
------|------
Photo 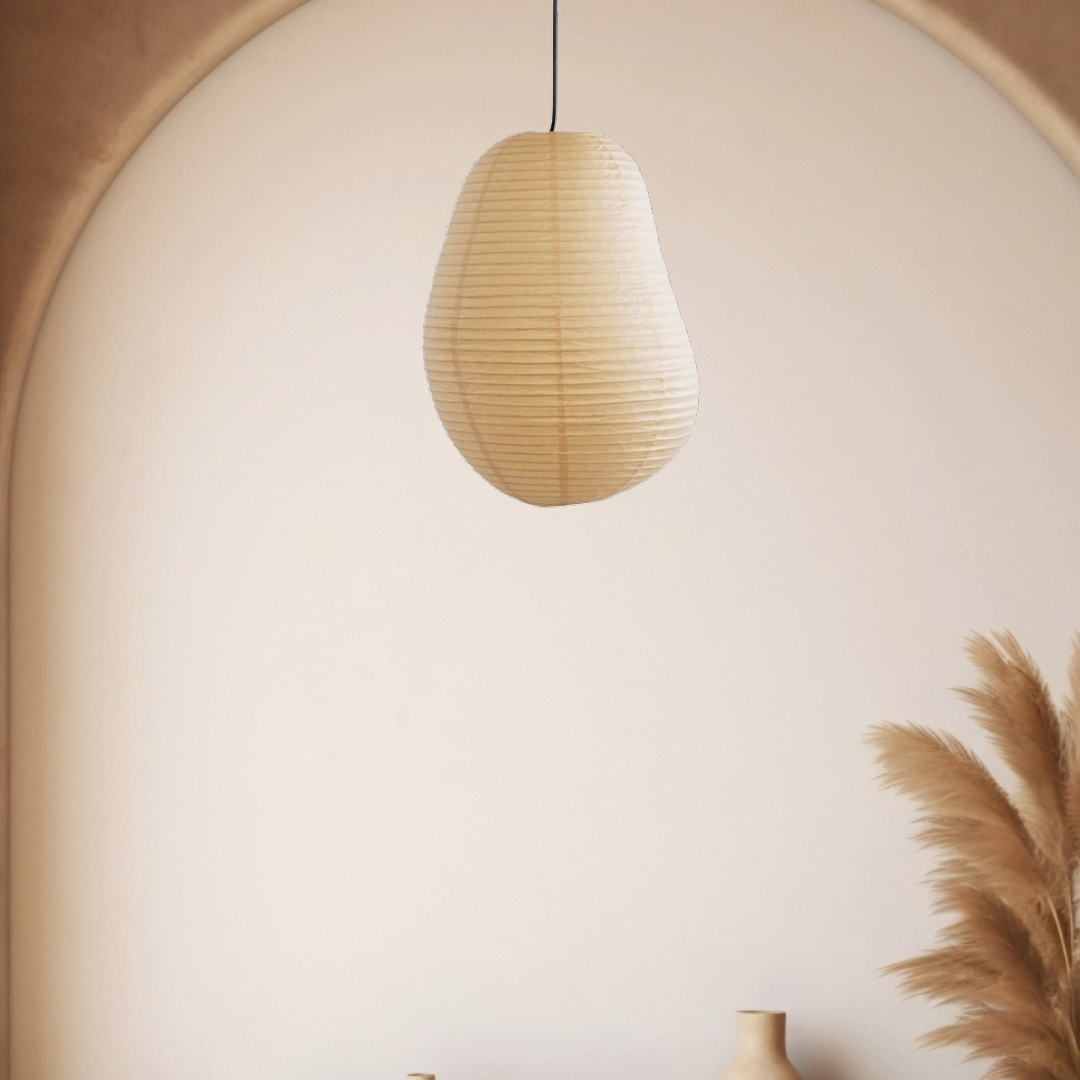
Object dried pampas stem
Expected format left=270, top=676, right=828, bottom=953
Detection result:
left=870, top=631, right=1080, bottom=1080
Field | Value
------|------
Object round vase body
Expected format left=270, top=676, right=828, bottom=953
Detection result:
left=719, top=1012, right=804, bottom=1080
left=424, top=130, right=698, bottom=507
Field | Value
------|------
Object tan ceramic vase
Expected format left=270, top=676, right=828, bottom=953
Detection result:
left=719, top=1011, right=803, bottom=1080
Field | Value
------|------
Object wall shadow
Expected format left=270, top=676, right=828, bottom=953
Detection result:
left=792, top=1034, right=862, bottom=1080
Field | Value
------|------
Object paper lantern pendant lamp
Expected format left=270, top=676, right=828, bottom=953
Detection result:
left=424, top=2, right=696, bottom=507
left=424, top=130, right=698, bottom=507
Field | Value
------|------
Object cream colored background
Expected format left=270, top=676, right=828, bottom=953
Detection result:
left=10, top=0, right=1080, bottom=1077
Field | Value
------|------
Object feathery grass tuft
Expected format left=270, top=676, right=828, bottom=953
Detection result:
left=870, top=633, right=1080, bottom=1079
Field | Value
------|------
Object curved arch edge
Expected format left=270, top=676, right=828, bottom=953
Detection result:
left=0, top=2, right=313, bottom=1074
left=0, top=0, right=316, bottom=487
left=871, top=0, right=1080, bottom=178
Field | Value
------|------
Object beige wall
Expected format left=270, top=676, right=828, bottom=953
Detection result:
left=10, top=0, right=1080, bottom=1076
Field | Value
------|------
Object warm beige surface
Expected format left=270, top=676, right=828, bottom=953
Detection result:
left=425, top=131, right=698, bottom=506
left=1, top=0, right=1080, bottom=1074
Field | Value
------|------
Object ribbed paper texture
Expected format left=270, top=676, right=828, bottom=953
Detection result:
left=425, top=130, right=698, bottom=507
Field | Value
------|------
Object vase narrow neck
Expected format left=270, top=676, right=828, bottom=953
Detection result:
left=734, top=1011, right=788, bottom=1060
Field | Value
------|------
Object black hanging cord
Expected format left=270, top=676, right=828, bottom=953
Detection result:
left=549, top=0, right=558, bottom=131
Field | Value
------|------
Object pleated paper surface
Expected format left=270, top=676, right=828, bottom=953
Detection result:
left=424, top=131, right=698, bottom=506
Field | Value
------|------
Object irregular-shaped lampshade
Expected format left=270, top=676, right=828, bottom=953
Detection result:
left=424, top=131, right=698, bottom=507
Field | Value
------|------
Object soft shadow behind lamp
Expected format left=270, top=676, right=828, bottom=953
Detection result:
left=423, top=1, right=699, bottom=507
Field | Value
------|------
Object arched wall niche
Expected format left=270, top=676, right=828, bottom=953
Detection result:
left=0, top=0, right=1079, bottom=1074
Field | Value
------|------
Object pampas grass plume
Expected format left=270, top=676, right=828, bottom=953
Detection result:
left=870, top=632, right=1080, bottom=1080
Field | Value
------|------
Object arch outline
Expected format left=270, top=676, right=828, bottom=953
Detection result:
left=1, top=0, right=1079, bottom=1072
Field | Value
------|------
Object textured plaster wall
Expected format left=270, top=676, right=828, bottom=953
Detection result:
left=9, top=0, right=1080, bottom=1077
